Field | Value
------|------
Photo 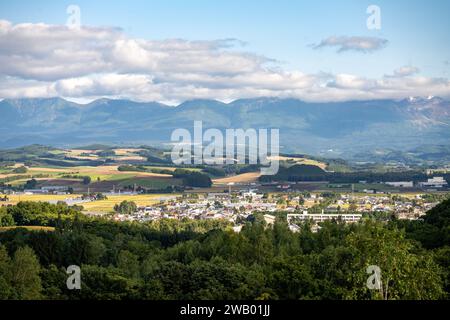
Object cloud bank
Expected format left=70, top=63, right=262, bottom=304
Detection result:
left=0, top=20, right=449, bottom=103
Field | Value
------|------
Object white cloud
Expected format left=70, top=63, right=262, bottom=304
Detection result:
left=0, top=20, right=449, bottom=103
left=392, top=66, right=420, bottom=77
left=313, top=36, right=388, bottom=53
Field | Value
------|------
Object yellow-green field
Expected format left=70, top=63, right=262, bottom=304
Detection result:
left=80, top=194, right=179, bottom=213
left=1, top=193, right=179, bottom=213
left=268, top=156, right=327, bottom=170
left=0, top=226, right=55, bottom=232
left=5, top=194, right=83, bottom=204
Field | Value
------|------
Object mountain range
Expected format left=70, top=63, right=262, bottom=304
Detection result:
left=1, top=96, right=449, bottom=160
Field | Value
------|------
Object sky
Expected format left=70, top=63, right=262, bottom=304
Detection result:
left=0, top=0, right=449, bottom=104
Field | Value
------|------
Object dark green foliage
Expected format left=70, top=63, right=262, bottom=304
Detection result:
left=82, top=176, right=91, bottom=185
left=0, top=144, right=56, bottom=162
left=0, top=207, right=14, bottom=226
left=424, top=198, right=450, bottom=232
left=96, top=150, right=116, bottom=157
left=12, top=166, right=28, bottom=174
left=118, top=165, right=147, bottom=172
left=0, top=200, right=448, bottom=300
left=0, top=245, right=42, bottom=299
left=114, top=200, right=137, bottom=215
left=261, top=166, right=429, bottom=184
left=394, top=198, right=450, bottom=249
left=173, top=169, right=212, bottom=187
left=24, top=178, right=37, bottom=189
left=202, top=166, right=226, bottom=177
left=6, top=201, right=80, bottom=227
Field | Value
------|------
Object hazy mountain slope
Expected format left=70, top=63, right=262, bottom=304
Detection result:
left=1, top=96, right=449, bottom=158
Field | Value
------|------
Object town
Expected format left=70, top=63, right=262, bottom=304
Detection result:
left=106, top=186, right=447, bottom=232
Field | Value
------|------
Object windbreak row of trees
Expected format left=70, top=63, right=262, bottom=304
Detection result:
left=259, top=164, right=438, bottom=184
left=0, top=200, right=449, bottom=300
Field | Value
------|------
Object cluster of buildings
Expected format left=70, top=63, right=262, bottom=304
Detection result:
left=113, top=190, right=275, bottom=223
left=385, top=176, right=448, bottom=190
left=418, top=177, right=448, bottom=189
left=23, top=186, right=70, bottom=195
left=324, top=193, right=439, bottom=218
left=111, top=189, right=444, bottom=232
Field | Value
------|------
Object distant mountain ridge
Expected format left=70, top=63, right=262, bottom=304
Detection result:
left=1, top=96, right=450, bottom=159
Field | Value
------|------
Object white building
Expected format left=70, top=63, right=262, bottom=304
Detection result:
left=385, top=181, right=414, bottom=188
left=24, top=189, right=49, bottom=194
left=287, top=212, right=362, bottom=224
left=419, top=177, right=448, bottom=188
left=41, top=186, right=69, bottom=191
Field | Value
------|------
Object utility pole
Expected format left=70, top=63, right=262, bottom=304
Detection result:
left=228, top=182, right=234, bottom=201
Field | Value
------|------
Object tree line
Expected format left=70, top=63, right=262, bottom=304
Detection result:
left=259, top=164, right=441, bottom=184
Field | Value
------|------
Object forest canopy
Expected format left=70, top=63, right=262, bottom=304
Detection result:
left=0, top=200, right=449, bottom=300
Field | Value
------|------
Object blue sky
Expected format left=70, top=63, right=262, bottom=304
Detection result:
left=0, top=0, right=449, bottom=102
left=1, top=0, right=449, bottom=78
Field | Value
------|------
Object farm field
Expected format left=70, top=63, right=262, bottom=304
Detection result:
left=268, top=156, right=328, bottom=170
left=5, top=194, right=84, bottom=204
left=1, top=193, right=179, bottom=214
left=1, top=162, right=183, bottom=192
left=80, top=194, right=179, bottom=213
left=59, top=147, right=147, bottom=161
left=0, top=226, right=55, bottom=232
left=213, top=172, right=261, bottom=184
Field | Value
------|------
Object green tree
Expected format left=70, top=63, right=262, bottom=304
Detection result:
left=114, top=200, right=137, bottom=215
left=298, top=196, right=305, bottom=205
left=0, top=206, right=14, bottom=226
left=82, top=176, right=92, bottom=185
left=13, top=166, right=28, bottom=174
left=78, top=265, right=140, bottom=299
left=10, top=246, right=43, bottom=299
left=269, top=256, right=317, bottom=299
left=24, top=178, right=37, bottom=189
left=0, top=245, right=14, bottom=299
left=40, top=264, right=69, bottom=300
left=117, top=250, right=140, bottom=279
left=344, top=222, right=444, bottom=300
